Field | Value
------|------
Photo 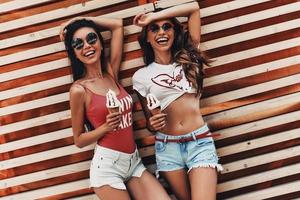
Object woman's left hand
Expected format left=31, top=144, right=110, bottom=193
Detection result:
left=59, top=16, right=87, bottom=41
left=133, top=12, right=154, bottom=27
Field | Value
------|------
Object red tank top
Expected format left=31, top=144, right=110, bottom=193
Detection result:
left=85, top=83, right=136, bottom=153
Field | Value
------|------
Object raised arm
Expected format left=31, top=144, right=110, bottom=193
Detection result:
left=84, top=17, right=123, bottom=80
left=134, top=1, right=200, bottom=45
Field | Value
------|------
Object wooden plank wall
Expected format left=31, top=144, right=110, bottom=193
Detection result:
left=1, top=0, right=299, bottom=199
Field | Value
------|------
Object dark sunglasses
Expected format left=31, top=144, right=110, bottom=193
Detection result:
left=148, top=23, right=173, bottom=33
left=71, top=32, right=98, bottom=50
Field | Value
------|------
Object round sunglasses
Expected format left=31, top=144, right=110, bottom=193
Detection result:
left=71, top=32, right=98, bottom=50
left=148, top=22, right=173, bottom=33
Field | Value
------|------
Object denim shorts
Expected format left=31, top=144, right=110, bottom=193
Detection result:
left=90, top=145, right=146, bottom=190
left=155, top=124, right=223, bottom=176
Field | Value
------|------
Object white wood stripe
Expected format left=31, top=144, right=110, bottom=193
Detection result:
left=0, top=0, right=130, bottom=33
left=222, top=145, right=300, bottom=174
left=202, top=2, right=300, bottom=35
left=0, top=160, right=90, bottom=188
left=0, top=110, right=70, bottom=135
left=229, top=180, right=300, bottom=200
left=204, top=92, right=300, bottom=123
left=203, top=18, right=300, bottom=50
left=68, top=195, right=98, bottom=200
left=204, top=55, right=300, bottom=87
left=213, top=110, right=300, bottom=140
left=0, top=92, right=69, bottom=116
left=0, top=179, right=90, bottom=200
left=0, top=143, right=95, bottom=170
left=0, top=128, right=72, bottom=154
left=210, top=37, right=300, bottom=67
left=217, top=128, right=300, bottom=157
left=0, top=75, right=72, bottom=100
left=0, top=0, right=54, bottom=13
left=0, top=58, right=68, bottom=83
left=201, top=73, right=300, bottom=106
left=0, top=0, right=273, bottom=49
left=217, top=163, right=300, bottom=192
left=201, top=0, right=272, bottom=18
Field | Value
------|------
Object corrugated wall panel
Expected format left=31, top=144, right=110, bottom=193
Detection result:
left=1, top=0, right=299, bottom=199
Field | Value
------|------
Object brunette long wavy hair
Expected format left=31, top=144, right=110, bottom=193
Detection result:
left=64, top=19, right=108, bottom=82
left=138, top=16, right=210, bottom=96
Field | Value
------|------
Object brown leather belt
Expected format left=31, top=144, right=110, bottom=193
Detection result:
left=155, top=130, right=220, bottom=143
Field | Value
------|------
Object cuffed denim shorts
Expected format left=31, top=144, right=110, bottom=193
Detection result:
left=90, top=145, right=146, bottom=190
left=155, top=124, right=223, bottom=177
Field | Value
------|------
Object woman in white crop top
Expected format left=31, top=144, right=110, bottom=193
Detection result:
left=133, top=1, right=223, bottom=200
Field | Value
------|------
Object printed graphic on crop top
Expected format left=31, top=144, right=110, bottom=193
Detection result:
left=150, top=66, right=192, bottom=92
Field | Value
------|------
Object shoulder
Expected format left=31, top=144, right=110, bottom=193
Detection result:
left=132, top=66, right=150, bottom=80
left=69, top=81, right=86, bottom=99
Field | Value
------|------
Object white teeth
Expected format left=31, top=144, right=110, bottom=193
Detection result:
left=84, top=51, right=95, bottom=57
left=156, top=37, right=168, bottom=42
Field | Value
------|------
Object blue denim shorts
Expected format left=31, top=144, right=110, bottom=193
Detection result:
left=155, top=124, right=223, bottom=176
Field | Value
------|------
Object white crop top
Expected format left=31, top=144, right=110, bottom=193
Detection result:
left=132, top=62, right=196, bottom=110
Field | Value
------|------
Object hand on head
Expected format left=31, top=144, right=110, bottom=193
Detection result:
left=59, top=16, right=86, bottom=41
left=133, top=12, right=153, bottom=27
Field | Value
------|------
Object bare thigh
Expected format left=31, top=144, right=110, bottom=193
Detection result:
left=189, top=167, right=217, bottom=200
left=161, top=169, right=191, bottom=200
left=93, top=185, right=131, bottom=200
left=127, top=170, right=171, bottom=200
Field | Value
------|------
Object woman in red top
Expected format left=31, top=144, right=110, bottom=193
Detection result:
left=60, top=17, right=170, bottom=200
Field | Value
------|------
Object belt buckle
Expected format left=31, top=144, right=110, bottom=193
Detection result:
left=178, top=137, right=185, bottom=143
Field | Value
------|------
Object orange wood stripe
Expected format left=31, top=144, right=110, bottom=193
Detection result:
left=220, top=138, right=300, bottom=164
left=1, top=101, right=70, bottom=125
left=0, top=119, right=71, bottom=144
left=218, top=173, right=300, bottom=199
left=0, top=170, right=89, bottom=196
left=0, top=1, right=137, bottom=39
left=201, top=83, right=300, bottom=117
left=0, top=150, right=93, bottom=179
left=0, top=52, right=67, bottom=74
left=39, top=188, right=93, bottom=200
left=201, top=0, right=299, bottom=25
left=0, top=0, right=87, bottom=23
left=0, top=67, right=71, bottom=91
left=219, top=156, right=300, bottom=183
left=216, top=120, right=300, bottom=148
left=205, top=46, right=300, bottom=77
left=0, top=137, right=74, bottom=161
left=209, top=102, right=300, bottom=130
left=202, top=10, right=300, bottom=42
left=207, top=28, right=300, bottom=58
left=203, top=63, right=300, bottom=98
left=0, top=84, right=71, bottom=107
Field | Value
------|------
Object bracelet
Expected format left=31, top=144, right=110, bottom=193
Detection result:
left=153, top=1, right=158, bottom=11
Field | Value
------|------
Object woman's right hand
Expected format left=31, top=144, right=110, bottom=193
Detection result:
left=133, top=12, right=154, bottom=27
left=149, top=113, right=167, bottom=131
left=104, top=112, right=121, bottom=132
left=59, top=16, right=86, bottom=41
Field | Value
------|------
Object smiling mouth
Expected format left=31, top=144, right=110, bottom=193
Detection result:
left=84, top=50, right=96, bottom=57
left=156, top=37, right=169, bottom=45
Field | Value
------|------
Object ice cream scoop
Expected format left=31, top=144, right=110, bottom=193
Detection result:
left=106, top=89, right=120, bottom=113
left=146, top=93, right=161, bottom=115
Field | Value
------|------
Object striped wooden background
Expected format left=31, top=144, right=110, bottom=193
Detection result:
left=1, top=0, right=299, bottom=199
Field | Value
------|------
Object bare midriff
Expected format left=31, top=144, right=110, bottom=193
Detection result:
left=160, top=93, right=205, bottom=135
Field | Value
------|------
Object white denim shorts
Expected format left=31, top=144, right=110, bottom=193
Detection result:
left=90, top=145, right=146, bottom=190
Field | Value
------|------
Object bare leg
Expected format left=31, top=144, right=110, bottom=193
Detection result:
left=127, top=170, right=171, bottom=200
left=189, top=167, right=217, bottom=200
left=93, top=185, right=131, bottom=200
left=161, top=169, right=191, bottom=200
